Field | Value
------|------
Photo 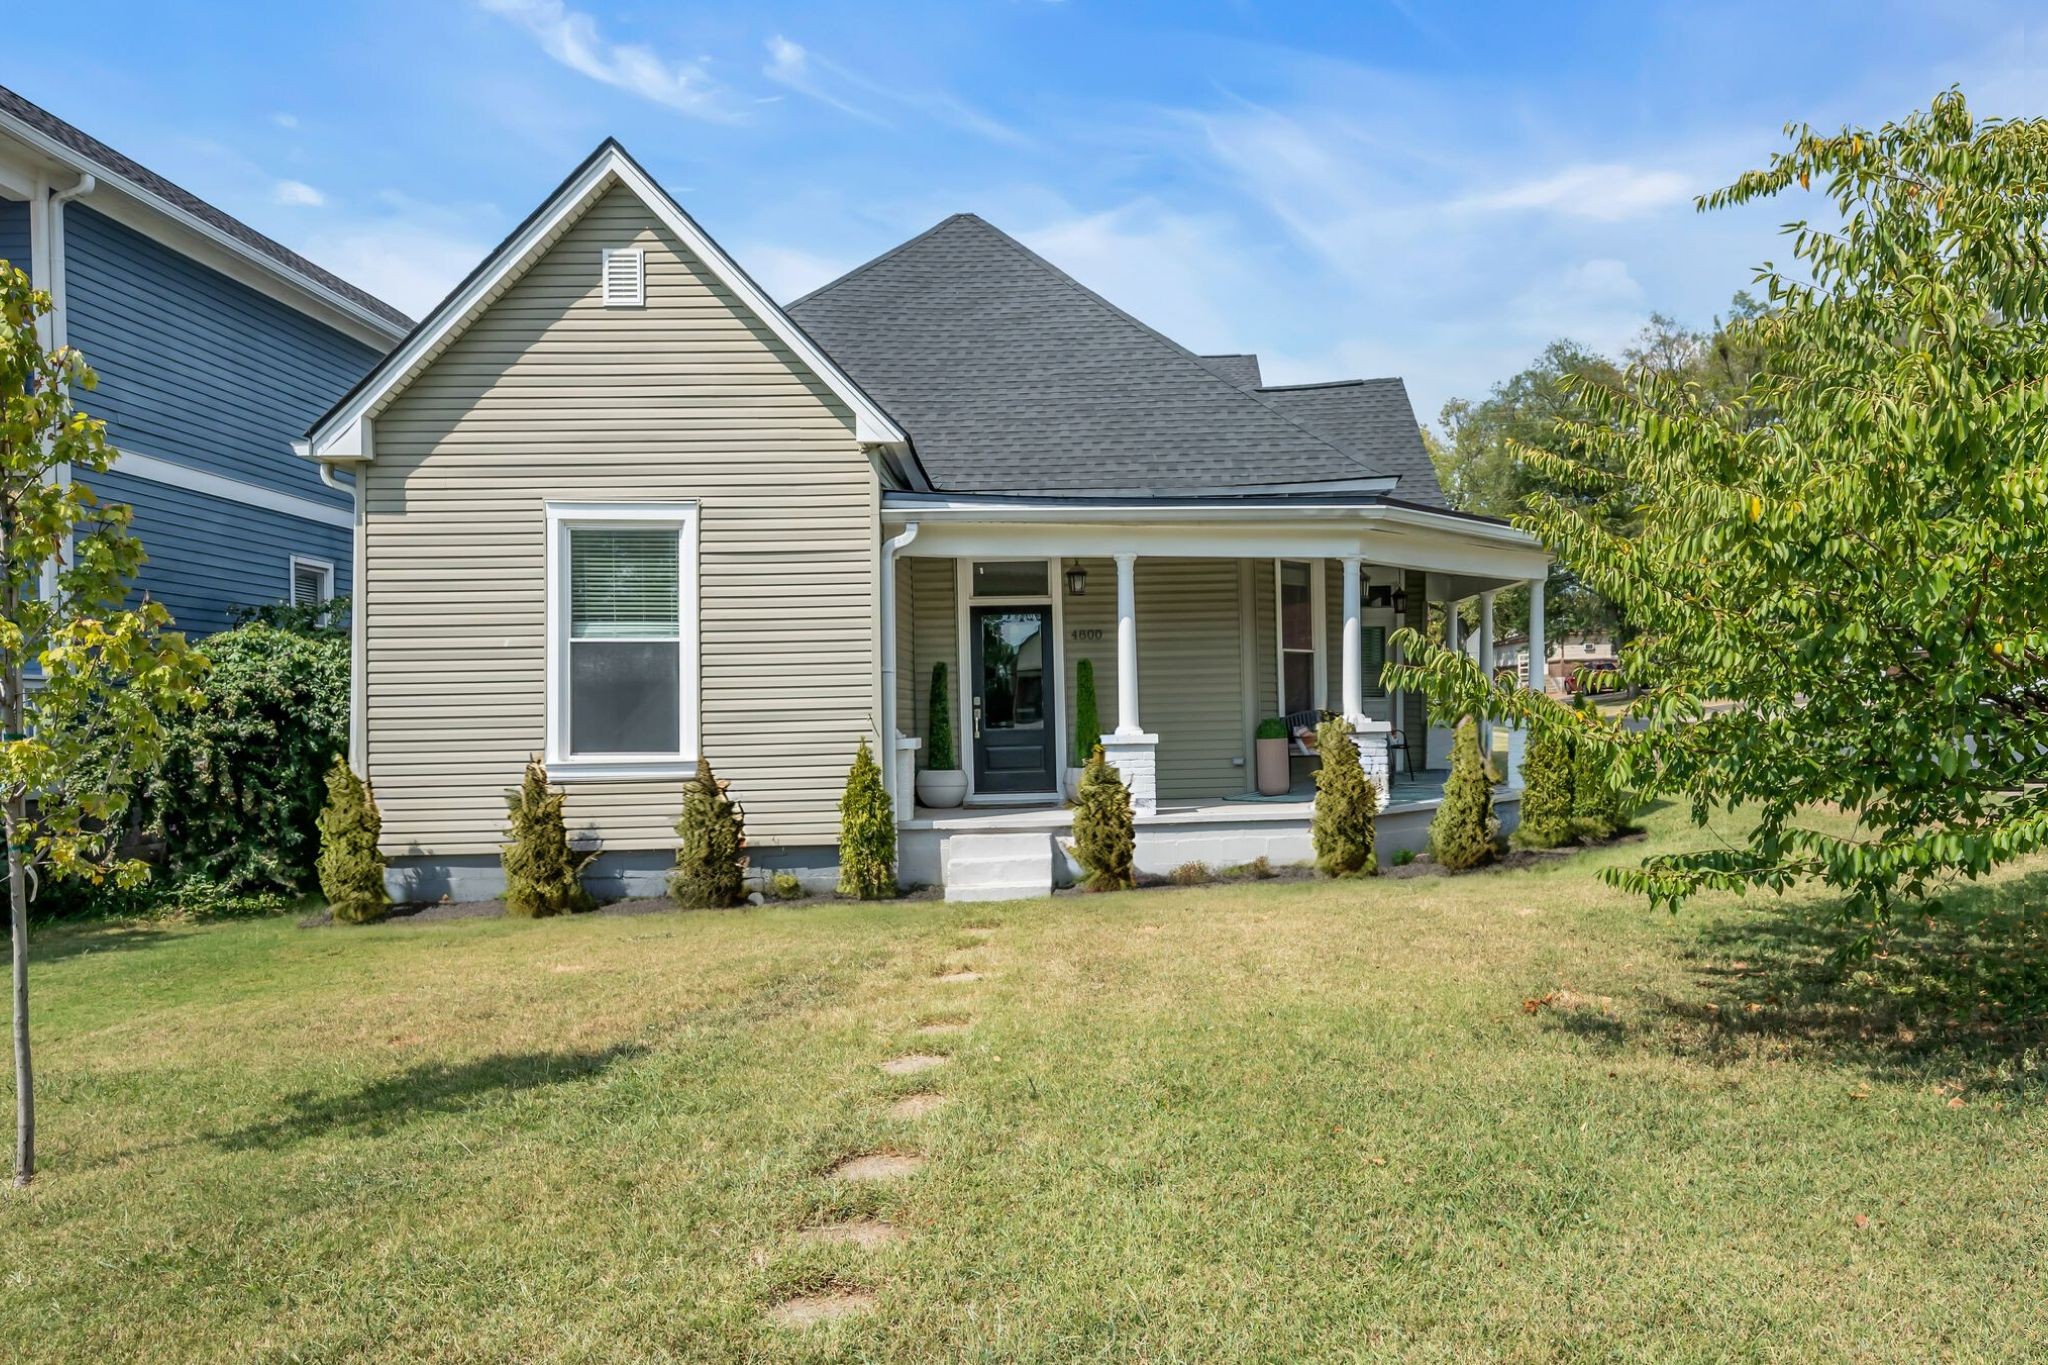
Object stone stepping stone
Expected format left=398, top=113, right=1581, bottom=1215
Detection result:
left=935, top=969, right=983, bottom=983
left=827, top=1152, right=924, bottom=1182
left=766, top=1288, right=876, bottom=1327
left=888, top=1092, right=950, bottom=1120
left=797, top=1218, right=904, bottom=1250
left=880, top=1053, right=949, bottom=1076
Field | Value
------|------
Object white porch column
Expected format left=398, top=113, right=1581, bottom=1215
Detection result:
left=1101, top=551, right=1158, bottom=814
left=1526, top=577, right=1546, bottom=695
left=1446, top=599, right=1460, bottom=655
left=1478, top=590, right=1496, bottom=753
left=1113, top=552, right=1141, bottom=735
left=1340, top=554, right=1363, bottom=723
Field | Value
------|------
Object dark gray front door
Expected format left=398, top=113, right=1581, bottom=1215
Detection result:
left=971, top=605, right=1056, bottom=795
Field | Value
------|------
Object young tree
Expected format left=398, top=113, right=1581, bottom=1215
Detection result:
left=670, top=755, right=747, bottom=908
left=1070, top=744, right=1135, bottom=892
left=1310, top=716, right=1379, bottom=876
left=0, top=267, right=205, bottom=1184
left=1511, top=724, right=1578, bottom=850
left=1429, top=720, right=1499, bottom=871
left=925, top=663, right=955, bottom=771
left=317, top=758, right=389, bottom=924
left=1389, top=92, right=2048, bottom=943
left=502, top=758, right=594, bottom=916
left=837, top=737, right=895, bottom=898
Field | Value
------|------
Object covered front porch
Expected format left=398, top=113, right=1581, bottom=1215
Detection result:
left=877, top=492, right=1550, bottom=896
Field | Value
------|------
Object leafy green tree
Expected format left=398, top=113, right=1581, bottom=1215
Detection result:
left=1429, top=720, right=1498, bottom=871
left=925, top=663, right=955, bottom=771
left=143, top=622, right=346, bottom=891
left=670, top=756, right=747, bottom=908
left=837, top=737, right=895, bottom=898
left=1070, top=744, right=1135, bottom=892
left=502, top=758, right=593, bottom=916
left=1391, top=91, right=2048, bottom=942
left=317, top=758, right=389, bottom=924
left=1512, top=723, right=1578, bottom=850
left=1310, top=716, right=1378, bottom=876
left=0, top=266, right=206, bottom=1184
left=1569, top=698, right=1636, bottom=842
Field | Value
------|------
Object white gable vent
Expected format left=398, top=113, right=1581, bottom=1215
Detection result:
left=601, top=247, right=645, bottom=307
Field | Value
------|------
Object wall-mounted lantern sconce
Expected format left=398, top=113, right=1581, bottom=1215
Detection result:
left=1064, top=565, right=1089, bottom=596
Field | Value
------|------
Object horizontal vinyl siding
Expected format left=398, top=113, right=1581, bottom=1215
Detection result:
left=0, top=198, right=26, bottom=279
left=63, top=205, right=377, bottom=507
left=1063, top=557, right=1116, bottom=765
left=366, top=183, right=877, bottom=856
left=905, top=557, right=957, bottom=764
left=1136, top=558, right=1244, bottom=800
left=87, top=466, right=352, bottom=638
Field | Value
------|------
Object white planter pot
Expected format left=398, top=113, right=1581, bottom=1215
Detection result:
left=914, top=768, right=967, bottom=809
left=1255, top=737, right=1292, bottom=796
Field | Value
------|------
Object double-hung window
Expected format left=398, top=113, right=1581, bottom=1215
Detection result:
left=1276, top=559, right=1324, bottom=716
left=547, top=503, right=698, bottom=776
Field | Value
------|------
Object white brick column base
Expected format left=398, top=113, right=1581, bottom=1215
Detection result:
left=1349, top=719, right=1392, bottom=796
left=1100, top=733, right=1159, bottom=816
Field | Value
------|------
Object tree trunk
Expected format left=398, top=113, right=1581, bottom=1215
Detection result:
left=7, top=792, right=27, bottom=1187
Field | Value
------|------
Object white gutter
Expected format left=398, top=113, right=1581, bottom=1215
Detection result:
left=314, top=452, right=368, bottom=775
left=878, top=520, right=920, bottom=815
left=881, top=497, right=1543, bottom=548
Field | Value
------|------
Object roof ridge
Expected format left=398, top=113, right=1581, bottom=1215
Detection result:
left=786, top=213, right=979, bottom=311
left=948, top=215, right=1392, bottom=480
left=1257, top=377, right=1406, bottom=393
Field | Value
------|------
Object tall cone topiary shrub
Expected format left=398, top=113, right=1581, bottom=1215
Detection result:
left=837, top=737, right=896, bottom=898
left=1511, top=719, right=1578, bottom=850
left=670, top=756, right=747, bottom=908
left=502, top=757, right=594, bottom=917
left=926, top=663, right=956, bottom=771
left=1071, top=744, right=1135, bottom=892
left=1571, top=697, right=1636, bottom=841
left=1311, top=715, right=1378, bottom=876
left=317, top=757, right=388, bottom=924
left=1072, top=658, right=1100, bottom=765
left=1430, top=719, right=1499, bottom=871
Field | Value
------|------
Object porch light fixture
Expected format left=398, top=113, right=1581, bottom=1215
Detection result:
left=1392, top=587, right=1408, bottom=615
left=1064, top=565, right=1088, bottom=596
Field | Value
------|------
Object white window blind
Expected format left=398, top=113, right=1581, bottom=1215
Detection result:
left=570, top=528, right=678, bottom=638
left=601, top=247, right=645, bottom=307
left=290, top=558, right=332, bottom=608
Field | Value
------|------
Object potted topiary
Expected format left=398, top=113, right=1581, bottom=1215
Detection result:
left=913, top=662, right=967, bottom=809
left=1254, top=716, right=1291, bottom=796
left=1066, top=658, right=1101, bottom=800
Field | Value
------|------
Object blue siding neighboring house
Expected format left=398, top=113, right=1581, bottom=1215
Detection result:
left=0, top=84, right=410, bottom=639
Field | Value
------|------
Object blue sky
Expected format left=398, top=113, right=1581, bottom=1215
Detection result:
left=9, top=1, right=2045, bottom=424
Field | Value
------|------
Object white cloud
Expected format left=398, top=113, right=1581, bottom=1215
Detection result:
left=297, top=210, right=494, bottom=319
left=273, top=179, right=326, bottom=208
left=271, top=112, right=300, bottom=130
left=478, top=0, right=739, bottom=121
left=744, top=242, right=858, bottom=302
left=1017, top=200, right=1267, bottom=354
left=1461, top=164, right=1696, bottom=221
left=761, top=33, right=1026, bottom=145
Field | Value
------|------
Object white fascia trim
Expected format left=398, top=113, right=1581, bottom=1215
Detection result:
left=303, top=147, right=907, bottom=460
left=0, top=109, right=407, bottom=345
left=110, top=448, right=354, bottom=529
left=542, top=500, right=702, bottom=778
left=883, top=497, right=1544, bottom=548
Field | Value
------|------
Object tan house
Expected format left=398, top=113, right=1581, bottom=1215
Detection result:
left=298, top=142, right=1551, bottom=902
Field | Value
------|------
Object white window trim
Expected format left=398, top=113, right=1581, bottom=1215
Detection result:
left=289, top=554, right=335, bottom=609
left=544, top=501, right=700, bottom=781
left=1272, top=557, right=1327, bottom=717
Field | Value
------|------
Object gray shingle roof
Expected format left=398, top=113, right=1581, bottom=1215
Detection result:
left=789, top=214, right=1419, bottom=496
left=0, top=84, right=412, bottom=333
left=1197, top=352, right=1263, bottom=388
left=1255, top=379, right=1445, bottom=508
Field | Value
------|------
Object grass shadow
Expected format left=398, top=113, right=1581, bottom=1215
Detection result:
left=1660, top=869, right=2048, bottom=1094
left=214, top=1043, right=648, bottom=1150
left=13, top=919, right=183, bottom=966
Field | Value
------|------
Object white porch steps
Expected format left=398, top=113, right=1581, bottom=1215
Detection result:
left=941, top=832, right=1053, bottom=902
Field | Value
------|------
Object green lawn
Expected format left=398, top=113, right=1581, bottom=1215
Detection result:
left=6, top=803, right=2048, bottom=1361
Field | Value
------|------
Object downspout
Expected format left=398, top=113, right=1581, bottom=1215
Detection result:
left=316, top=456, right=367, bottom=774
left=42, top=174, right=93, bottom=597
left=878, top=520, right=920, bottom=815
